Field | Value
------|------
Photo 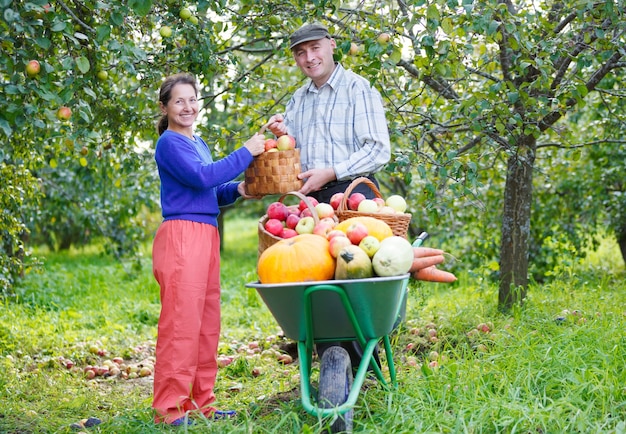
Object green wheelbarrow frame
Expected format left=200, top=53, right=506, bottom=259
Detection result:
left=246, top=273, right=410, bottom=419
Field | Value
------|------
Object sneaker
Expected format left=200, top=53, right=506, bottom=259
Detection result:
left=170, top=417, right=193, bottom=426
left=212, top=410, right=236, bottom=420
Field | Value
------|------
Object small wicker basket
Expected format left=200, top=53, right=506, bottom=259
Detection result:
left=336, top=177, right=411, bottom=238
left=244, top=124, right=303, bottom=196
left=258, top=191, right=336, bottom=257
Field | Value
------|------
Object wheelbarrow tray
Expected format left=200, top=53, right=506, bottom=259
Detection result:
left=246, top=274, right=409, bottom=342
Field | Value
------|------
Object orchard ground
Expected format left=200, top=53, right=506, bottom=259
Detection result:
left=0, top=216, right=625, bottom=433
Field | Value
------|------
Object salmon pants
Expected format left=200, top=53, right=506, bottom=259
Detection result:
left=151, top=220, right=221, bottom=423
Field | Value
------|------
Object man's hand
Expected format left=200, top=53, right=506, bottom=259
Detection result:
left=298, top=168, right=336, bottom=195
left=266, top=114, right=288, bottom=137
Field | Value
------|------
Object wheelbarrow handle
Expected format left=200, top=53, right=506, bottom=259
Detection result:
left=412, top=231, right=429, bottom=247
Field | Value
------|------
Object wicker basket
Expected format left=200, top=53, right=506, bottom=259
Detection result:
left=258, top=191, right=336, bottom=257
left=336, top=177, right=411, bottom=238
left=244, top=124, right=303, bottom=196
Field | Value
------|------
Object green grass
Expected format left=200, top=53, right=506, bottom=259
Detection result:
left=0, top=216, right=625, bottom=433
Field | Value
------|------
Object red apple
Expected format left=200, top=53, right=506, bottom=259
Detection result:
left=281, top=228, right=298, bottom=238
left=25, top=60, right=41, bottom=77
left=267, top=201, right=289, bottom=221
left=299, top=196, right=319, bottom=212
left=329, top=192, right=344, bottom=210
left=346, top=222, right=368, bottom=245
left=285, top=213, right=300, bottom=230
left=300, top=208, right=314, bottom=218
left=264, top=218, right=284, bottom=237
left=276, top=134, right=296, bottom=151
left=319, top=217, right=336, bottom=227
left=326, top=229, right=347, bottom=241
left=56, top=106, right=72, bottom=121
left=329, top=236, right=352, bottom=258
left=295, top=216, right=315, bottom=234
left=347, top=192, right=366, bottom=211
left=264, top=138, right=277, bottom=151
left=286, top=205, right=301, bottom=216
left=313, top=221, right=335, bottom=238
left=373, top=197, right=385, bottom=209
left=314, top=202, right=335, bottom=219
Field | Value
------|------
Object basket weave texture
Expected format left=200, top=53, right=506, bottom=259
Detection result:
left=258, top=191, right=336, bottom=257
left=336, top=177, right=411, bottom=238
left=245, top=149, right=303, bottom=196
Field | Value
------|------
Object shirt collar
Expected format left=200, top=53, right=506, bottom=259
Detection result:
left=305, top=62, right=344, bottom=93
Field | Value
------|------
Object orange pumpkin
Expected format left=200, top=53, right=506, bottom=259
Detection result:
left=257, top=234, right=335, bottom=284
left=334, top=216, right=393, bottom=241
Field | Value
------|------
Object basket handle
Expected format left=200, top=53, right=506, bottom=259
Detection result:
left=258, top=120, right=272, bottom=135
left=278, top=191, right=320, bottom=224
left=337, top=177, right=383, bottom=213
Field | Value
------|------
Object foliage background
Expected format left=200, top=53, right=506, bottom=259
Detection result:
left=1, top=0, right=624, bottom=296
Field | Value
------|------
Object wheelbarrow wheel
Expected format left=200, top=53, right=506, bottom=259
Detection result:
left=319, top=346, right=354, bottom=433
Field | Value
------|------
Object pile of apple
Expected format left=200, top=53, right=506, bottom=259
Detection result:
left=262, top=190, right=409, bottom=241
left=263, top=134, right=296, bottom=153
left=343, top=191, right=409, bottom=214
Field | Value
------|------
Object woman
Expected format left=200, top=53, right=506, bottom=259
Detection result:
left=151, top=72, right=265, bottom=425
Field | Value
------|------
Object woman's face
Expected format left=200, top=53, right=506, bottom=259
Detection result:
left=161, top=83, right=198, bottom=133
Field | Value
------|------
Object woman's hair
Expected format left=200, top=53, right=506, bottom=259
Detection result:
left=157, top=72, right=199, bottom=136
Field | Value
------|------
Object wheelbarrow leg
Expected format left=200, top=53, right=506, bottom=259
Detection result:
left=319, top=346, right=353, bottom=433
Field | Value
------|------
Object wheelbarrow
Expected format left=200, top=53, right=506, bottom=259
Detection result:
left=246, top=273, right=411, bottom=432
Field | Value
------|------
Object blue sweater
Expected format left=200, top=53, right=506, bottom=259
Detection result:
left=155, top=130, right=254, bottom=227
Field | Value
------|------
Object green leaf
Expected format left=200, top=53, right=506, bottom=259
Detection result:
left=129, top=0, right=153, bottom=17
left=35, top=37, right=51, bottom=50
left=76, top=56, right=90, bottom=74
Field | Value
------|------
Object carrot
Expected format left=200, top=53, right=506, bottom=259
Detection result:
left=413, top=265, right=457, bottom=283
left=409, top=255, right=445, bottom=273
left=413, top=247, right=445, bottom=258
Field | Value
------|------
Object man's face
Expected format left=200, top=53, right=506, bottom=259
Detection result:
left=292, top=37, right=337, bottom=87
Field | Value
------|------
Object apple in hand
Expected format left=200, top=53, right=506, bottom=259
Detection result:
left=315, top=202, right=335, bottom=219
left=358, top=235, right=381, bottom=257
left=329, top=236, right=353, bottom=258
left=276, top=134, right=296, bottom=151
left=347, top=192, right=366, bottom=211
left=329, top=192, right=344, bottom=210
left=267, top=201, right=289, bottom=221
left=295, top=216, right=315, bottom=234
left=285, top=213, right=300, bottom=230
left=386, top=195, right=407, bottom=213
left=346, top=222, right=368, bottom=245
left=264, top=218, right=284, bottom=237
left=357, top=199, right=379, bottom=213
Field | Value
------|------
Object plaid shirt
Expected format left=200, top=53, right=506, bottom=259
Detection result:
left=284, top=63, right=391, bottom=181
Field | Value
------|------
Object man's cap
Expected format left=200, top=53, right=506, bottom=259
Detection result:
left=289, top=23, right=331, bottom=49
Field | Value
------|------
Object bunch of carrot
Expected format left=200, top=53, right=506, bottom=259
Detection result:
left=408, top=247, right=457, bottom=283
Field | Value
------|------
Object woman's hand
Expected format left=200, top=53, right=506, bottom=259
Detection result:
left=244, top=133, right=266, bottom=157
left=237, top=182, right=263, bottom=199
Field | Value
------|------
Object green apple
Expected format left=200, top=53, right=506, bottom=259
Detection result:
left=359, top=235, right=381, bottom=257
left=159, top=26, right=172, bottom=38
left=96, top=70, right=108, bottom=81
left=385, top=194, right=407, bottom=213
left=179, top=7, right=192, bottom=20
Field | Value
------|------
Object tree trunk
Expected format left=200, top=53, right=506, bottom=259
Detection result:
left=617, top=223, right=626, bottom=268
left=498, top=137, right=536, bottom=311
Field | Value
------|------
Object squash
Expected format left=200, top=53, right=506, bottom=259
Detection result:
left=372, top=236, right=414, bottom=277
left=335, top=245, right=373, bottom=280
left=334, top=216, right=393, bottom=241
left=257, top=234, right=335, bottom=284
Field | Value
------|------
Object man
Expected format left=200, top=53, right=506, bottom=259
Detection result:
left=266, top=22, right=391, bottom=203
left=267, top=22, right=392, bottom=370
